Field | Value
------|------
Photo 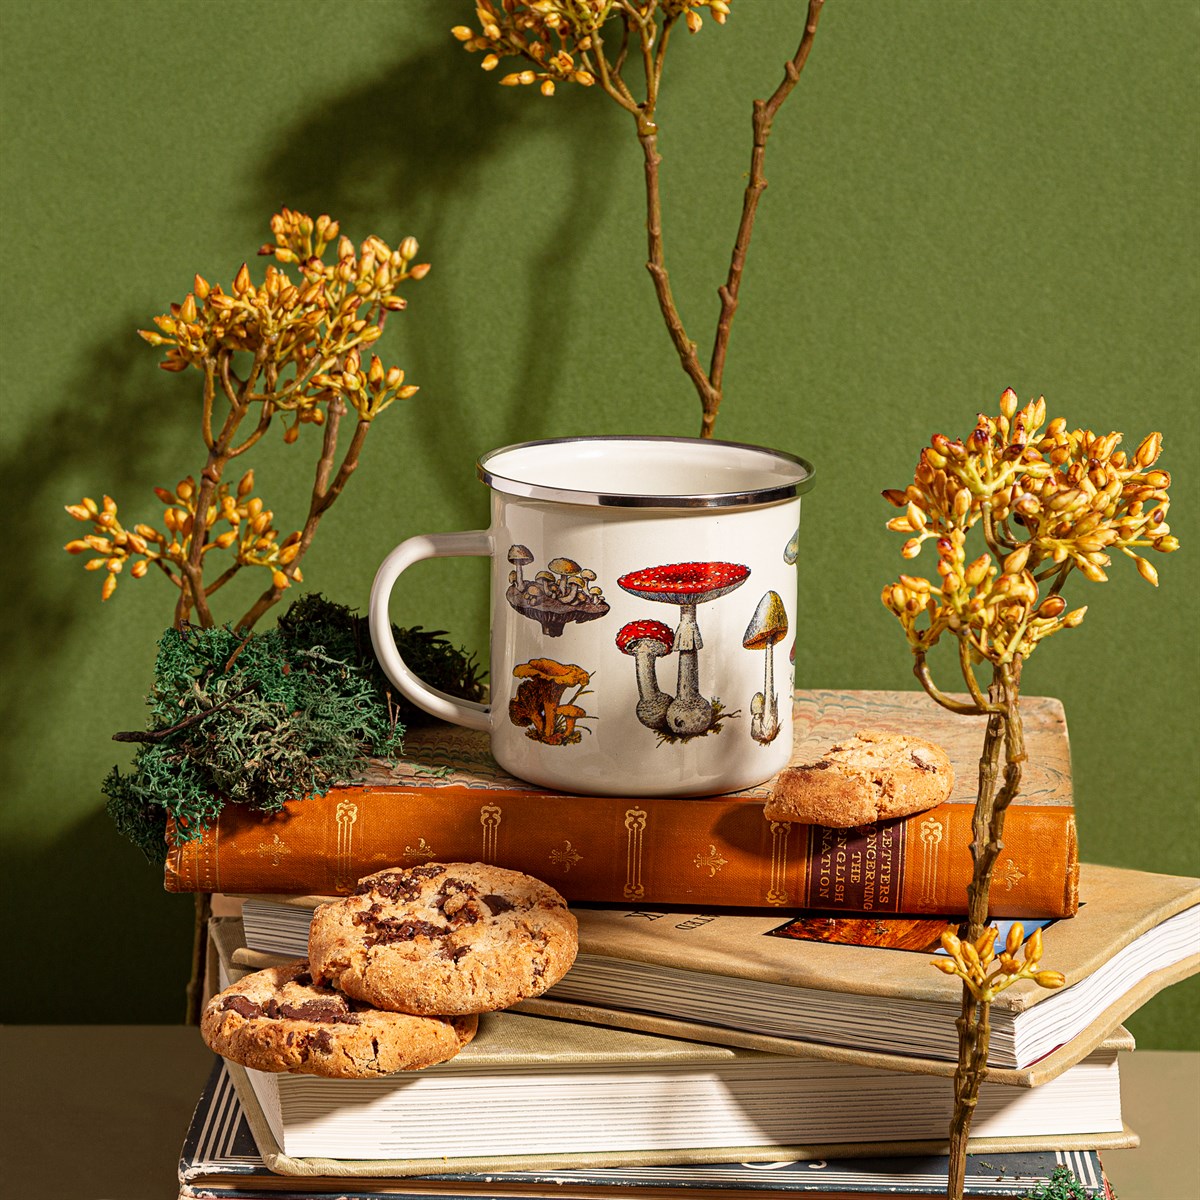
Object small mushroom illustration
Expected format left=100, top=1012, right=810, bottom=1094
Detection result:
left=784, top=527, right=800, bottom=565
left=508, top=545, right=534, bottom=590
left=505, top=547, right=610, bottom=636
left=618, top=561, right=750, bottom=738
left=508, top=658, right=592, bottom=746
left=615, top=619, right=675, bottom=731
left=547, top=556, right=581, bottom=578
left=742, top=590, right=788, bottom=744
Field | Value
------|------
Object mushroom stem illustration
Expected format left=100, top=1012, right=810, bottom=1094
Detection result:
left=618, top=561, right=750, bottom=740
left=743, top=590, right=788, bottom=745
left=508, top=544, right=533, bottom=591
left=616, top=619, right=674, bottom=731
left=669, top=600, right=712, bottom=736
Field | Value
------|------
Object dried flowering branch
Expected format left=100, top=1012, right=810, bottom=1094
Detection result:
left=933, top=923, right=1065, bottom=1189
left=881, top=389, right=1177, bottom=1199
left=65, top=209, right=429, bottom=631
left=452, top=0, right=825, bottom=438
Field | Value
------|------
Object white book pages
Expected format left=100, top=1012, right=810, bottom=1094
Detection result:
left=244, top=1046, right=1122, bottom=1160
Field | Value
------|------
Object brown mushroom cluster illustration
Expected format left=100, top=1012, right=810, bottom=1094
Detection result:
left=508, top=658, right=593, bottom=746
left=616, top=561, right=749, bottom=740
left=743, top=590, right=789, bottom=744
left=506, top=546, right=609, bottom=637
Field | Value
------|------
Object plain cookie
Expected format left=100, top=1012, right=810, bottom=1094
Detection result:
left=308, top=863, right=578, bottom=1016
left=201, top=958, right=477, bottom=1077
left=764, top=729, right=954, bottom=827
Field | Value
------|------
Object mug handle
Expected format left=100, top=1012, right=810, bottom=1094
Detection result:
left=368, top=531, right=492, bottom=731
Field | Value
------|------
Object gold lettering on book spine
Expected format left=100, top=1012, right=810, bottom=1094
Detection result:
left=767, top=820, right=792, bottom=905
left=335, top=800, right=359, bottom=893
left=480, top=805, right=502, bottom=863
left=624, top=808, right=647, bottom=900
left=919, top=816, right=943, bottom=908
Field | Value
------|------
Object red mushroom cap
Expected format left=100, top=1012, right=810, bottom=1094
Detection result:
left=616, top=618, right=675, bottom=656
left=617, top=561, right=751, bottom=605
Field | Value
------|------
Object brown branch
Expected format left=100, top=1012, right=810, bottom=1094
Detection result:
left=611, top=16, right=631, bottom=76
left=705, top=0, right=825, bottom=436
left=1044, top=562, right=1073, bottom=599
left=637, top=130, right=721, bottom=412
left=204, top=560, right=242, bottom=597
left=233, top=401, right=371, bottom=631
left=913, top=653, right=992, bottom=717
left=152, top=558, right=183, bottom=588
left=590, top=30, right=641, bottom=115
left=201, top=359, right=217, bottom=450
left=957, top=637, right=991, bottom=712
left=229, top=402, right=275, bottom=458
left=111, top=685, right=253, bottom=743
left=947, top=993, right=990, bottom=1198
left=946, top=657, right=1026, bottom=1197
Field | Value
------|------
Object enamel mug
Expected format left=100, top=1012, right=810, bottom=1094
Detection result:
left=369, top=436, right=814, bottom=797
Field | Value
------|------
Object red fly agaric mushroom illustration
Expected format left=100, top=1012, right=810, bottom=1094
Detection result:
left=505, top=547, right=609, bottom=637
left=615, top=619, right=675, bottom=731
left=742, top=590, right=788, bottom=744
left=617, top=561, right=750, bottom=739
left=508, top=658, right=593, bottom=746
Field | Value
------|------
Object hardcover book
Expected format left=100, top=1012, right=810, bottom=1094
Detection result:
left=180, top=1057, right=1114, bottom=1198
left=209, top=918, right=1135, bottom=1172
left=232, top=863, right=1199, bottom=1079
left=167, top=689, right=1079, bottom=916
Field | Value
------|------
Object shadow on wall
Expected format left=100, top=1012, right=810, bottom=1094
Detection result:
left=1, top=16, right=624, bottom=1022
left=2, top=805, right=198, bottom=1023
left=0, top=329, right=178, bottom=790
left=251, top=19, right=623, bottom=510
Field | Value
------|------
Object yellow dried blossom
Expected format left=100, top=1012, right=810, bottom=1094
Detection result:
left=452, top=1, right=733, bottom=96
left=932, top=922, right=1066, bottom=1004
left=882, top=390, right=1175, bottom=666
left=70, top=210, right=426, bottom=629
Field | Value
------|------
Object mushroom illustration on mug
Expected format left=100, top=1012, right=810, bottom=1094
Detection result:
left=505, top=547, right=609, bottom=637
left=742, top=590, right=788, bottom=745
left=615, top=619, right=675, bottom=731
left=617, top=561, right=750, bottom=740
left=508, top=658, right=593, bottom=746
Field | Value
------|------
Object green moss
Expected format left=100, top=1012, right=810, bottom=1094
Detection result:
left=104, top=595, right=484, bottom=864
left=1024, top=1166, right=1100, bottom=1199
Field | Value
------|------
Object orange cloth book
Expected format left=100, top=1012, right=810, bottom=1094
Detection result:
left=164, top=689, right=1079, bottom=916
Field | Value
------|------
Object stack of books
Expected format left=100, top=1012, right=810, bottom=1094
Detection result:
left=174, top=690, right=1200, bottom=1199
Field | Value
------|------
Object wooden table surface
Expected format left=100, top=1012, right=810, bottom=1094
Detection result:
left=0, top=1027, right=1195, bottom=1199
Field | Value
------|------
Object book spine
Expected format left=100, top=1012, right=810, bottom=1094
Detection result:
left=164, top=785, right=1078, bottom=917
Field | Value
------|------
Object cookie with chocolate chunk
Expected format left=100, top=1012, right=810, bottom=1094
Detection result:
left=764, top=729, right=954, bottom=828
left=308, top=863, right=578, bottom=1016
left=201, top=959, right=477, bottom=1077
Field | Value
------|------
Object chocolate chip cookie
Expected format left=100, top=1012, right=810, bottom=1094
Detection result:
left=308, top=863, right=578, bottom=1016
left=201, top=958, right=477, bottom=1077
left=764, top=729, right=954, bottom=828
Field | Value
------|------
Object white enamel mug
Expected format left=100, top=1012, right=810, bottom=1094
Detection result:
left=369, top=436, right=814, bottom=797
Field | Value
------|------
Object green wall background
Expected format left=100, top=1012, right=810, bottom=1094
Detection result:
left=1, top=1, right=1196, bottom=1041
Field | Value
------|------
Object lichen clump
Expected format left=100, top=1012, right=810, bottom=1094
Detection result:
left=105, top=596, right=484, bottom=863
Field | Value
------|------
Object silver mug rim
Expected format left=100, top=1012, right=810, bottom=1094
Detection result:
left=476, top=435, right=815, bottom=509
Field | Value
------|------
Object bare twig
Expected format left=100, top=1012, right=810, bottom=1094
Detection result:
left=593, top=0, right=825, bottom=438
left=706, top=0, right=825, bottom=435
